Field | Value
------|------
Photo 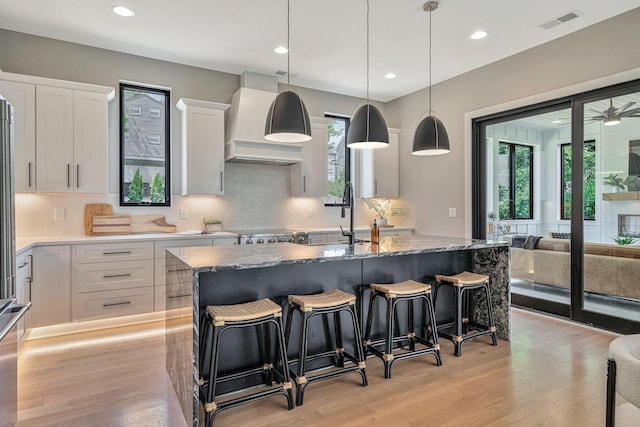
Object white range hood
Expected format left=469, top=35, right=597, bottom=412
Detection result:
left=225, top=72, right=303, bottom=165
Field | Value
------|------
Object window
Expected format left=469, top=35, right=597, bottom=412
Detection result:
left=498, top=142, right=533, bottom=220
left=129, top=105, right=141, bottom=116
left=325, top=115, right=350, bottom=205
left=120, top=83, right=170, bottom=206
left=149, top=107, right=161, bottom=118
left=561, top=141, right=595, bottom=220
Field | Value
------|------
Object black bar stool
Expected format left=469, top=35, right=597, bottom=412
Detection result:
left=434, top=271, right=498, bottom=357
left=198, top=298, right=294, bottom=426
left=363, top=280, right=442, bottom=379
left=284, top=289, right=368, bottom=406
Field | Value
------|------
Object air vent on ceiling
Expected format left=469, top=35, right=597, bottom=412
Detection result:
left=275, top=70, right=287, bottom=76
left=540, top=10, right=581, bottom=29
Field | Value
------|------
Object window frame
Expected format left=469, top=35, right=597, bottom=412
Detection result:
left=561, top=140, right=596, bottom=221
left=119, top=82, right=171, bottom=207
left=498, top=141, right=534, bottom=220
left=324, top=114, right=351, bottom=207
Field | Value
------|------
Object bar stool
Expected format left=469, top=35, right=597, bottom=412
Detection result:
left=434, top=271, right=498, bottom=357
left=198, top=298, right=294, bottom=426
left=363, top=280, right=442, bottom=379
left=285, top=289, right=367, bottom=406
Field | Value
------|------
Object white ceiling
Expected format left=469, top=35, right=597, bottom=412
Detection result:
left=1, top=1, right=639, bottom=102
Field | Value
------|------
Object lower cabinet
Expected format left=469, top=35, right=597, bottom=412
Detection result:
left=32, top=245, right=71, bottom=328
left=72, top=287, right=155, bottom=322
left=15, top=250, right=33, bottom=347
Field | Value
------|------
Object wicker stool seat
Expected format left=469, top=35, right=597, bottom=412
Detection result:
left=434, top=271, right=498, bottom=357
left=285, top=289, right=367, bottom=406
left=363, top=280, right=442, bottom=379
left=199, top=298, right=294, bottom=426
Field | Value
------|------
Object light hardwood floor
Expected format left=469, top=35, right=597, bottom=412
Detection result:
left=17, top=308, right=618, bottom=427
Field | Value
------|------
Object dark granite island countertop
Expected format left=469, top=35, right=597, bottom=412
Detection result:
left=165, top=235, right=510, bottom=426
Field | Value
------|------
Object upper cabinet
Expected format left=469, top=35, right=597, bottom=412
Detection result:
left=291, top=117, right=329, bottom=197
left=0, top=80, right=36, bottom=192
left=358, top=128, right=401, bottom=198
left=0, top=71, right=114, bottom=193
left=177, top=98, right=230, bottom=196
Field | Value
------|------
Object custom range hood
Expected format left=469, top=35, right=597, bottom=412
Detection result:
left=225, top=71, right=304, bottom=165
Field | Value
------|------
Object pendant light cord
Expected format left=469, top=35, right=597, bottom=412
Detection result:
left=366, top=0, right=370, bottom=141
left=428, top=7, right=432, bottom=115
left=287, top=0, right=290, bottom=86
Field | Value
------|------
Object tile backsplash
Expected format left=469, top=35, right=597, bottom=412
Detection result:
left=15, top=163, right=410, bottom=237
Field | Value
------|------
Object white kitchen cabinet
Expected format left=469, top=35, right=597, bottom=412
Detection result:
left=291, top=118, right=329, bottom=197
left=15, top=250, right=33, bottom=347
left=0, top=80, right=36, bottom=192
left=359, top=128, right=401, bottom=198
left=32, top=245, right=71, bottom=328
left=72, top=287, right=155, bottom=322
left=36, top=86, right=109, bottom=193
left=177, top=98, right=230, bottom=196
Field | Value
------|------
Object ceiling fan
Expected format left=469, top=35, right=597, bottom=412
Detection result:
left=587, top=98, right=640, bottom=126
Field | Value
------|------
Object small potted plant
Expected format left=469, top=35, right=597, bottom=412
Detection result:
left=603, top=173, right=625, bottom=192
left=613, top=235, right=636, bottom=245
left=361, top=198, right=406, bottom=227
left=203, top=218, right=223, bottom=233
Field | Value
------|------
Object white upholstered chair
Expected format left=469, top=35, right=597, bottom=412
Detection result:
left=606, top=334, right=640, bottom=426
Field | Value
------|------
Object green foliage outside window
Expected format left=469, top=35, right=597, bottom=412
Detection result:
left=498, top=142, right=532, bottom=220
left=150, top=173, right=165, bottom=203
left=128, top=168, right=144, bottom=202
left=562, top=142, right=595, bottom=220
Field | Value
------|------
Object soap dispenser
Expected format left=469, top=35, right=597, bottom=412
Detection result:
left=371, top=219, right=380, bottom=244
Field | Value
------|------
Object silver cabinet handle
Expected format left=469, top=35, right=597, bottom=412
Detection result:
left=67, top=164, right=71, bottom=188
left=167, top=268, right=189, bottom=273
left=17, top=262, right=28, bottom=270
left=168, top=294, right=191, bottom=299
left=374, top=179, right=378, bottom=196
left=28, top=162, right=32, bottom=187
left=303, top=175, right=307, bottom=193
left=220, top=171, right=223, bottom=192
left=76, top=164, right=80, bottom=188
left=103, top=273, right=132, bottom=279
left=103, top=301, right=131, bottom=307
left=102, top=251, right=131, bottom=255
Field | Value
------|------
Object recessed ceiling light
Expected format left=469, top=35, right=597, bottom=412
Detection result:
left=470, top=30, right=487, bottom=40
left=274, top=46, right=288, bottom=54
left=552, top=119, right=563, bottom=124
left=112, top=6, right=135, bottom=17
left=384, top=73, right=397, bottom=79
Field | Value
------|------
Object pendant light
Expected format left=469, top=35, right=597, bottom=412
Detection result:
left=412, top=1, right=450, bottom=156
left=265, top=0, right=312, bottom=143
left=346, top=0, right=389, bottom=149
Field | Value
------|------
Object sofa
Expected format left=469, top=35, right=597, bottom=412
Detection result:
left=510, top=238, right=640, bottom=301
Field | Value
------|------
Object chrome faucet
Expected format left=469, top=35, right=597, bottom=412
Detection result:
left=340, top=181, right=355, bottom=246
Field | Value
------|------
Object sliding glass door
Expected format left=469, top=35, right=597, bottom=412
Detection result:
left=473, top=79, right=640, bottom=333
left=572, top=87, right=640, bottom=332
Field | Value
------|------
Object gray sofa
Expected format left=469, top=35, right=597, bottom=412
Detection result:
left=510, top=238, right=640, bottom=300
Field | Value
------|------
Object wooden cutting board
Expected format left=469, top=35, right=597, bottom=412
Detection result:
left=130, top=215, right=177, bottom=234
left=92, top=215, right=132, bottom=235
left=84, top=204, right=113, bottom=235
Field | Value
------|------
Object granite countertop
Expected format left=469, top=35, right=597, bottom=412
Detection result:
left=16, top=231, right=238, bottom=253
left=168, top=235, right=508, bottom=272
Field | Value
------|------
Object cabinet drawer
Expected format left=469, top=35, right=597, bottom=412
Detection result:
left=154, top=238, right=213, bottom=258
left=74, top=242, right=154, bottom=263
left=73, top=260, right=154, bottom=293
left=308, top=234, right=327, bottom=245
left=72, top=286, right=154, bottom=322
left=154, top=284, right=193, bottom=312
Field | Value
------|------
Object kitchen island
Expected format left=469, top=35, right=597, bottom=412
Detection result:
left=165, top=235, right=510, bottom=426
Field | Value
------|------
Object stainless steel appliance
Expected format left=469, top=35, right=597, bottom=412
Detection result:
left=1, top=96, right=30, bottom=426
left=233, top=229, right=309, bottom=245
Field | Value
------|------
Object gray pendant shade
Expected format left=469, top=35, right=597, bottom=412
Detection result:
left=346, top=104, right=389, bottom=149
left=264, top=90, right=312, bottom=143
left=412, top=115, right=450, bottom=156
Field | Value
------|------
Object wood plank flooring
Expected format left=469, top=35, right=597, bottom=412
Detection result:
left=17, top=308, right=618, bottom=427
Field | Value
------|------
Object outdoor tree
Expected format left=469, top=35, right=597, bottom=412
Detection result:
left=128, top=168, right=144, bottom=202
left=150, top=173, right=165, bottom=203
